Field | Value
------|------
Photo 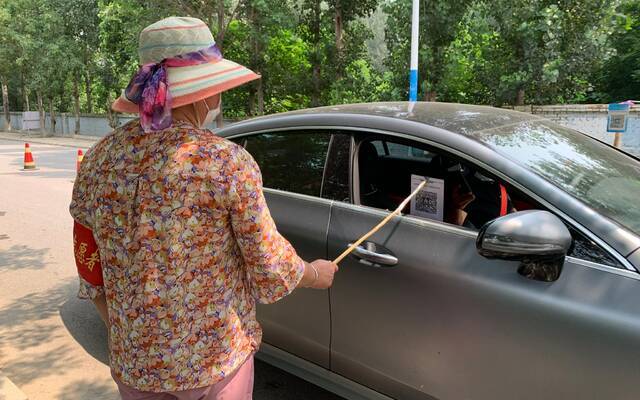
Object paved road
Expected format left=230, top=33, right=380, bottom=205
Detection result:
left=0, top=139, right=343, bottom=400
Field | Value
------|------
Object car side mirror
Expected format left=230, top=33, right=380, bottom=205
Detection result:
left=476, top=210, right=572, bottom=282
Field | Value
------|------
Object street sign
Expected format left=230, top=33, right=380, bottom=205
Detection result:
left=22, top=111, right=40, bottom=131
left=607, top=103, right=630, bottom=133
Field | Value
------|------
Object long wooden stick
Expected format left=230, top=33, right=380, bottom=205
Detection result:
left=333, top=179, right=427, bottom=264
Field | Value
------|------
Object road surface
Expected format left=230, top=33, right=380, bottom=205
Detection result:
left=0, top=139, right=343, bottom=400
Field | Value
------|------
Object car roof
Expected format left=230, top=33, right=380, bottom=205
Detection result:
left=219, top=102, right=546, bottom=139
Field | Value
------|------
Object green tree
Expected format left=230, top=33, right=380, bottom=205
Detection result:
left=240, top=0, right=298, bottom=116
left=296, top=0, right=328, bottom=106
left=95, top=0, right=157, bottom=126
left=437, top=0, right=622, bottom=106
left=482, top=0, right=619, bottom=105
left=0, top=5, right=18, bottom=128
left=52, top=0, right=100, bottom=113
left=263, top=28, right=312, bottom=113
left=152, top=0, right=242, bottom=47
left=383, top=0, right=472, bottom=101
left=593, top=1, right=640, bottom=103
left=327, top=0, right=378, bottom=75
left=8, top=0, right=65, bottom=132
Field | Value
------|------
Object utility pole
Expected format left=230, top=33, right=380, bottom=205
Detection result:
left=409, top=0, right=420, bottom=102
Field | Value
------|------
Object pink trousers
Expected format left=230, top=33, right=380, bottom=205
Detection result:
left=113, top=356, right=254, bottom=400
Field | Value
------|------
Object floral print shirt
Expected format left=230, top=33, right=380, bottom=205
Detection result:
left=70, top=120, right=305, bottom=392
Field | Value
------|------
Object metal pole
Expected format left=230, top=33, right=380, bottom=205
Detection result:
left=409, top=0, right=420, bottom=102
left=613, top=132, right=622, bottom=148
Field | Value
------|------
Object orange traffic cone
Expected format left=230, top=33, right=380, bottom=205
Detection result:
left=23, top=143, right=36, bottom=170
left=76, top=149, right=84, bottom=172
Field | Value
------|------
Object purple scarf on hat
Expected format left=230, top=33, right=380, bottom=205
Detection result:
left=124, top=44, right=222, bottom=132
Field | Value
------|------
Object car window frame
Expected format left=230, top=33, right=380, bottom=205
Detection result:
left=225, top=126, right=636, bottom=274
left=320, top=132, right=354, bottom=203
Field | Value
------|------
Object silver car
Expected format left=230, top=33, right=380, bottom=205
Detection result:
left=218, top=102, right=640, bottom=400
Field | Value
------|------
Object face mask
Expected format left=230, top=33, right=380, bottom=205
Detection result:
left=201, top=100, right=220, bottom=127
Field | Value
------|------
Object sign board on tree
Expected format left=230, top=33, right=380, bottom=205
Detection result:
left=607, top=103, right=630, bottom=133
left=22, top=111, right=40, bottom=130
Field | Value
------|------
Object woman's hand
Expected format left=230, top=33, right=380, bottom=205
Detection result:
left=299, top=260, right=339, bottom=289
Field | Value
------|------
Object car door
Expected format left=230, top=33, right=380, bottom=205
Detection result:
left=235, top=130, right=334, bottom=368
left=328, top=132, right=640, bottom=400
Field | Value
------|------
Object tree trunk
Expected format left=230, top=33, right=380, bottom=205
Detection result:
left=516, top=88, right=525, bottom=106
left=215, top=94, right=223, bottom=129
left=247, top=3, right=257, bottom=116
left=85, top=72, right=93, bottom=114
left=248, top=88, right=255, bottom=117
left=311, top=0, right=321, bottom=107
left=36, top=91, right=45, bottom=134
left=257, top=75, right=264, bottom=115
left=49, top=98, right=56, bottom=135
left=247, top=88, right=256, bottom=117
left=21, top=72, right=29, bottom=111
left=217, top=0, right=225, bottom=46
left=73, top=78, right=81, bottom=135
left=106, top=92, right=119, bottom=129
left=1, top=76, right=11, bottom=131
left=425, top=89, right=437, bottom=102
left=335, top=3, right=344, bottom=78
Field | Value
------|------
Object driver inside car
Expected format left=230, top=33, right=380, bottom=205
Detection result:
left=357, top=141, right=518, bottom=227
left=462, top=169, right=516, bottom=229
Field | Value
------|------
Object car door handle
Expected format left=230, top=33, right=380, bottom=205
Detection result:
left=348, top=242, right=398, bottom=267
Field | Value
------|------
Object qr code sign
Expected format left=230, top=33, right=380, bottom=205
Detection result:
left=415, top=190, right=438, bottom=214
left=610, top=115, right=625, bottom=130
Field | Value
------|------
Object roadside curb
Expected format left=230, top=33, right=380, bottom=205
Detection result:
left=0, top=132, right=100, bottom=149
left=0, top=373, right=28, bottom=400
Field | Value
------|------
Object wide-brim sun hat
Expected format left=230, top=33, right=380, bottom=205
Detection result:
left=112, top=16, right=259, bottom=130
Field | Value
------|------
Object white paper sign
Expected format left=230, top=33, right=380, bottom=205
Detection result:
left=410, top=174, right=445, bottom=221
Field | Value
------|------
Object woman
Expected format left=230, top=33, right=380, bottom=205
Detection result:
left=70, top=17, right=338, bottom=400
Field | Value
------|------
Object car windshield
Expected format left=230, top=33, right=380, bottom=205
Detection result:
left=472, top=120, right=640, bottom=235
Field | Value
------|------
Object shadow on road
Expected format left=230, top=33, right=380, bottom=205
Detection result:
left=0, top=245, right=50, bottom=271
left=59, top=295, right=110, bottom=365
left=56, top=378, right=117, bottom=400
left=0, top=281, right=76, bottom=386
left=0, top=280, right=70, bottom=352
left=8, top=345, right=76, bottom=387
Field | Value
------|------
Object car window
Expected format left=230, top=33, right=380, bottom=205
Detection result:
left=357, top=137, right=477, bottom=226
left=355, top=136, right=623, bottom=268
left=242, top=131, right=332, bottom=197
left=371, top=140, right=433, bottom=161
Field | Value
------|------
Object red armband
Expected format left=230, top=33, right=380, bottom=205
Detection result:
left=73, top=221, right=103, bottom=286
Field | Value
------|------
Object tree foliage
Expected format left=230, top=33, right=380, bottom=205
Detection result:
left=0, top=0, right=637, bottom=129
left=592, top=1, right=640, bottom=103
